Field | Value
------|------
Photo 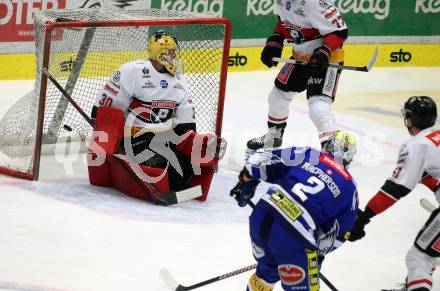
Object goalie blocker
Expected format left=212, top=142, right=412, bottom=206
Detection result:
left=87, top=107, right=226, bottom=204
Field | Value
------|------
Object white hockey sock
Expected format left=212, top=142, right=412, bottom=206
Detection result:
left=268, top=87, right=296, bottom=125
left=308, top=95, right=336, bottom=142
left=405, top=246, right=435, bottom=290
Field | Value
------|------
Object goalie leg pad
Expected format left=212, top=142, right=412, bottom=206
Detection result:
left=90, top=106, right=125, bottom=155
left=406, top=246, right=435, bottom=291
left=247, top=273, right=274, bottom=291
left=88, top=107, right=125, bottom=187
left=415, top=208, right=440, bottom=257
left=109, top=154, right=169, bottom=201
left=190, top=167, right=215, bottom=201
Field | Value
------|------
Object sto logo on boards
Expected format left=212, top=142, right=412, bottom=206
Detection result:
left=390, top=49, right=412, bottom=63
left=228, top=52, right=248, bottom=67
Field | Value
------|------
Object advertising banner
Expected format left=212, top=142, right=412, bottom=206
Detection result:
left=0, top=0, right=151, bottom=42
left=1, top=0, right=439, bottom=43
left=148, top=0, right=440, bottom=39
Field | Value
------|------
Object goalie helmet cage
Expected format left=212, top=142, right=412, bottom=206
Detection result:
left=0, top=9, right=231, bottom=180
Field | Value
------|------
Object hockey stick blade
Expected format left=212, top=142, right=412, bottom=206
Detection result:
left=365, top=46, right=379, bottom=72
left=159, top=264, right=257, bottom=291
left=272, top=46, right=378, bottom=72
left=159, top=269, right=184, bottom=291
left=420, top=198, right=438, bottom=214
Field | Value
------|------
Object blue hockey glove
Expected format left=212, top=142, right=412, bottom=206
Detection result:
left=229, top=168, right=260, bottom=207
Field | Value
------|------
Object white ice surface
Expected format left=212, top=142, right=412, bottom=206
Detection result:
left=0, top=68, right=439, bottom=291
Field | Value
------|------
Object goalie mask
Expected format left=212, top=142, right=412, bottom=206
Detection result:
left=323, top=130, right=357, bottom=168
left=148, top=31, right=179, bottom=75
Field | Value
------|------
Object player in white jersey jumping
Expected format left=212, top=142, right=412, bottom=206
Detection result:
left=247, top=0, right=347, bottom=151
left=349, top=96, right=440, bottom=291
left=88, top=31, right=225, bottom=202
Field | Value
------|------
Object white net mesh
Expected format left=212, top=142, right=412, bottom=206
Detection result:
left=0, top=8, right=229, bottom=178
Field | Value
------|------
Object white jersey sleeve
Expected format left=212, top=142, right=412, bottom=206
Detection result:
left=389, top=141, right=426, bottom=191
left=307, top=0, right=347, bottom=36
left=93, top=62, right=136, bottom=113
left=174, top=97, right=195, bottom=124
left=173, top=73, right=195, bottom=125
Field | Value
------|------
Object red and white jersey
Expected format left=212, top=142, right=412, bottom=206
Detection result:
left=274, top=0, right=347, bottom=55
left=94, top=60, right=195, bottom=130
left=390, top=127, right=440, bottom=201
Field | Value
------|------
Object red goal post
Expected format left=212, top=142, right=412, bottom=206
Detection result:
left=0, top=9, right=231, bottom=180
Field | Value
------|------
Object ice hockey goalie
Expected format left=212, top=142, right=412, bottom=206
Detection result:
left=86, top=31, right=226, bottom=205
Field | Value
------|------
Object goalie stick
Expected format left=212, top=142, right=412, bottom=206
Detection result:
left=43, top=69, right=202, bottom=206
left=273, top=46, right=378, bottom=72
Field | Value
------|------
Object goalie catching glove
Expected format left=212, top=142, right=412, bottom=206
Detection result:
left=230, top=167, right=260, bottom=207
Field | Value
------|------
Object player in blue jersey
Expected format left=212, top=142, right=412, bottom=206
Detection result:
left=230, top=131, right=358, bottom=291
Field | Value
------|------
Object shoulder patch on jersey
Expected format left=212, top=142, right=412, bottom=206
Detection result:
left=319, top=154, right=351, bottom=180
left=426, top=130, right=440, bottom=147
left=112, top=70, right=121, bottom=82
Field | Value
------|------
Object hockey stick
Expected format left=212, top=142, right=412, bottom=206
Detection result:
left=43, top=68, right=94, bottom=126
left=420, top=198, right=438, bottom=213
left=160, top=264, right=257, bottom=291
left=273, top=46, right=378, bottom=72
left=43, top=69, right=202, bottom=206
left=160, top=252, right=337, bottom=291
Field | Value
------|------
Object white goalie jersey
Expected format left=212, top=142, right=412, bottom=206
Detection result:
left=93, top=60, right=195, bottom=131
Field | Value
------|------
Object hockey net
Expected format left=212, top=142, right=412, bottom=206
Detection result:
left=0, top=8, right=231, bottom=180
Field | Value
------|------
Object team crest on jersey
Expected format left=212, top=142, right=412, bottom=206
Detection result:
left=278, top=265, right=305, bottom=285
left=113, top=71, right=121, bottom=82
left=160, top=80, right=168, bottom=89
left=285, top=1, right=291, bottom=10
